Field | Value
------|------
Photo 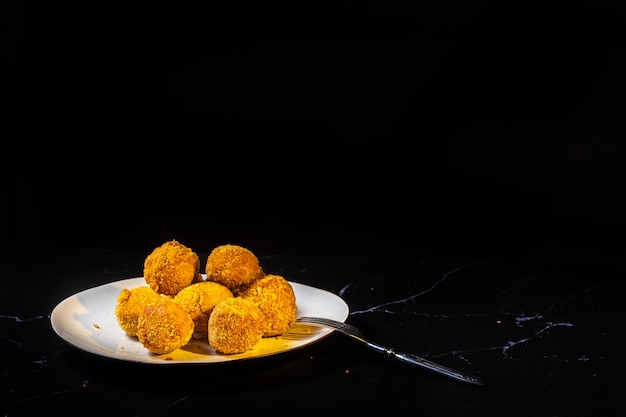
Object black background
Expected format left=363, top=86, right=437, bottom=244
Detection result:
left=3, top=1, right=626, bottom=264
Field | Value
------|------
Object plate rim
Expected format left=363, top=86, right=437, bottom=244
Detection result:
left=50, top=276, right=350, bottom=365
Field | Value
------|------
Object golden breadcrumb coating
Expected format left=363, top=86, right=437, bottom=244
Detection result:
left=205, top=244, right=264, bottom=295
left=144, top=240, right=201, bottom=295
left=173, top=281, right=234, bottom=339
left=239, top=274, right=297, bottom=337
left=208, top=297, right=265, bottom=354
left=115, top=286, right=163, bottom=337
left=136, top=297, right=194, bottom=354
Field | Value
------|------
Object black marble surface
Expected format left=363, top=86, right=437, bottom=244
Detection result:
left=1, top=247, right=623, bottom=416
left=3, top=1, right=626, bottom=415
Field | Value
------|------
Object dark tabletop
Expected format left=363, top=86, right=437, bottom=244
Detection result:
left=3, top=1, right=626, bottom=415
left=1, top=246, right=624, bottom=416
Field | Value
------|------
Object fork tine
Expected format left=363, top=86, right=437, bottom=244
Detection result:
left=297, top=316, right=366, bottom=339
left=297, top=316, right=342, bottom=328
left=297, top=317, right=347, bottom=331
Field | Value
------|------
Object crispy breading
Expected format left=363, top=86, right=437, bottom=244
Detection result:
left=115, top=286, right=163, bottom=337
left=208, top=297, right=265, bottom=354
left=205, top=244, right=264, bottom=295
left=239, top=274, right=297, bottom=337
left=117, top=242, right=300, bottom=356
left=136, top=297, right=194, bottom=354
left=144, top=240, right=201, bottom=295
left=173, top=281, right=234, bottom=339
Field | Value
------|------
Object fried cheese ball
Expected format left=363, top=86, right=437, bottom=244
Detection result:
left=205, top=244, right=264, bottom=295
left=239, top=274, right=297, bottom=337
left=115, top=286, right=163, bottom=337
left=136, top=297, right=194, bottom=354
left=208, top=297, right=265, bottom=354
left=173, top=281, right=234, bottom=339
left=144, top=240, right=202, bottom=296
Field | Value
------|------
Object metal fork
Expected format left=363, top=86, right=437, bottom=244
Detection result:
left=297, top=316, right=485, bottom=386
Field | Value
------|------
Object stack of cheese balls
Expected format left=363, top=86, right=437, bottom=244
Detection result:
left=115, top=240, right=297, bottom=355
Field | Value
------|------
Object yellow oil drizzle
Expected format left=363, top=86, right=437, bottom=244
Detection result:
left=152, top=323, right=324, bottom=362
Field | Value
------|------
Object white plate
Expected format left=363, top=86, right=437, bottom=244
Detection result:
left=51, top=277, right=349, bottom=364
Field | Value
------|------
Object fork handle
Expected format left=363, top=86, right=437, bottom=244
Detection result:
left=391, top=350, right=485, bottom=385
left=365, top=342, right=485, bottom=386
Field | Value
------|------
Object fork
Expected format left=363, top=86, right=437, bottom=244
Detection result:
left=296, top=316, right=485, bottom=386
